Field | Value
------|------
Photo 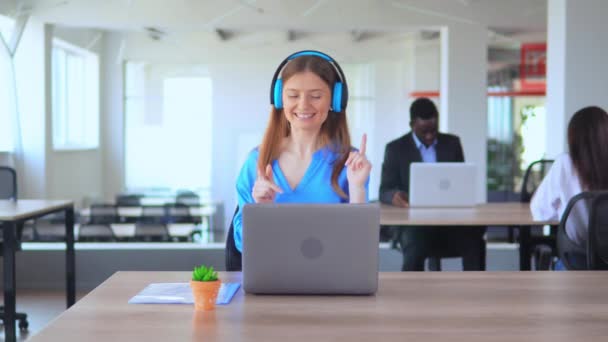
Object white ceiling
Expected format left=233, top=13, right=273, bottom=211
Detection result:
left=1, top=0, right=547, bottom=45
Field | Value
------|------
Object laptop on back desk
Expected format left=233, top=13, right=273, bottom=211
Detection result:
left=409, top=162, right=477, bottom=207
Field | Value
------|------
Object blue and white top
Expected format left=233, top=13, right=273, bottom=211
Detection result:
left=233, top=146, right=369, bottom=252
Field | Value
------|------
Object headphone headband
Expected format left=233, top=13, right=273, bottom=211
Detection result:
left=269, top=50, right=348, bottom=112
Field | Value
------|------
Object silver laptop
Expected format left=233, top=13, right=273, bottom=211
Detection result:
left=242, top=203, right=379, bottom=295
left=409, top=162, right=477, bottom=207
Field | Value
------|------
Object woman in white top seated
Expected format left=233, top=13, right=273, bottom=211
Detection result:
left=530, top=106, right=608, bottom=269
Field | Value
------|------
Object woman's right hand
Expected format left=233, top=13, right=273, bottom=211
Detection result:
left=252, top=164, right=283, bottom=203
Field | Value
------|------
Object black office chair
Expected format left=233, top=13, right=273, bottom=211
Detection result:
left=587, top=192, right=608, bottom=269
left=131, top=205, right=170, bottom=242
left=140, top=205, right=167, bottom=224
left=33, top=212, right=67, bottom=242
left=164, top=203, right=193, bottom=223
left=0, top=166, right=29, bottom=330
left=164, top=203, right=196, bottom=242
left=134, top=222, right=170, bottom=242
left=225, top=206, right=242, bottom=271
left=176, top=190, right=200, bottom=206
left=0, top=166, right=18, bottom=201
left=89, top=204, right=120, bottom=225
left=557, top=191, right=608, bottom=270
left=520, top=159, right=556, bottom=270
left=78, top=224, right=117, bottom=242
left=115, top=194, right=142, bottom=207
left=521, top=159, right=555, bottom=202
left=20, top=222, right=37, bottom=242
left=114, top=194, right=142, bottom=224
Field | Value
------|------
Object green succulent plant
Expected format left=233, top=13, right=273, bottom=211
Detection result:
left=192, top=265, right=218, bottom=282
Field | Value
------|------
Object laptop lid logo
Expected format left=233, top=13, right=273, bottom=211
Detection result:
left=301, top=237, right=324, bottom=259
left=439, top=179, right=451, bottom=190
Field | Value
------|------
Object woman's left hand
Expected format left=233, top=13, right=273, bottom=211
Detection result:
left=346, top=134, right=372, bottom=188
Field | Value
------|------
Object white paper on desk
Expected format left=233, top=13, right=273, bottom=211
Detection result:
left=128, top=282, right=240, bottom=305
left=129, top=283, right=193, bottom=304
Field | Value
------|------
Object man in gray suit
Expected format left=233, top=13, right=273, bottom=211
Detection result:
left=379, top=98, right=485, bottom=271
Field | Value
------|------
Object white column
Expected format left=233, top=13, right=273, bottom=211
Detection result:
left=546, top=0, right=608, bottom=157
left=13, top=19, right=48, bottom=198
left=101, top=32, right=126, bottom=201
left=440, top=24, right=488, bottom=203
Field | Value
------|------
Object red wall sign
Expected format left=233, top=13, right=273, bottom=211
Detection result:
left=520, top=43, right=546, bottom=91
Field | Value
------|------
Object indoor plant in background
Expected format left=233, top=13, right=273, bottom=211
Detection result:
left=190, top=265, right=221, bottom=311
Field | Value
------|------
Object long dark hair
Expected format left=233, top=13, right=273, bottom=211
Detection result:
left=258, top=55, right=351, bottom=198
left=568, top=106, right=608, bottom=190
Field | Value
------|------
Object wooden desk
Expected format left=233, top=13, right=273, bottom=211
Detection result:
left=80, top=205, right=216, bottom=218
left=33, top=271, right=608, bottom=342
left=380, top=203, right=556, bottom=226
left=0, top=200, right=75, bottom=342
left=380, top=203, right=559, bottom=271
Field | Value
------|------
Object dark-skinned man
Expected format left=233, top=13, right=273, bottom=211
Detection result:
left=379, top=98, right=485, bottom=271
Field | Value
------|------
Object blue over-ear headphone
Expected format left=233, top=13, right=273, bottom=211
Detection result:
left=270, top=50, right=348, bottom=112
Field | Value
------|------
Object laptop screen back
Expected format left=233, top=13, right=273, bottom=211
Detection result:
left=242, top=203, right=379, bottom=295
left=409, top=163, right=477, bottom=207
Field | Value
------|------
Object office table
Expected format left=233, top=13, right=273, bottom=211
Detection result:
left=0, top=200, right=75, bottom=342
left=32, top=271, right=608, bottom=341
left=80, top=205, right=216, bottom=218
left=380, top=203, right=559, bottom=270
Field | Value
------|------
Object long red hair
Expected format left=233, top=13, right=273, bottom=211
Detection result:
left=258, top=55, right=351, bottom=198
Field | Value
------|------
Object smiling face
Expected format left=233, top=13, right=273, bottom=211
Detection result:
left=282, top=71, right=332, bottom=133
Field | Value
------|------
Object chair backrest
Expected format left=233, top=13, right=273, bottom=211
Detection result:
left=0, top=166, right=25, bottom=245
left=135, top=222, right=169, bottom=241
left=90, top=204, right=120, bottom=224
left=557, top=191, right=608, bottom=270
left=176, top=191, right=200, bottom=206
left=0, top=166, right=17, bottom=200
left=225, top=206, right=242, bottom=271
left=140, top=205, right=167, bottom=223
left=520, top=159, right=554, bottom=203
left=588, top=192, right=608, bottom=270
left=164, top=203, right=192, bottom=223
left=78, top=224, right=116, bottom=242
left=35, top=212, right=67, bottom=242
left=116, top=194, right=142, bottom=207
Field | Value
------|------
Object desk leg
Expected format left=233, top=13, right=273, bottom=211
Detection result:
left=3, top=222, right=17, bottom=342
left=480, top=236, right=487, bottom=271
left=65, top=207, right=76, bottom=307
left=519, top=226, right=532, bottom=271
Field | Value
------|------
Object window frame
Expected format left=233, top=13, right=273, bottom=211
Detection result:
left=0, top=15, right=15, bottom=153
left=123, top=61, right=213, bottom=193
left=51, top=38, right=100, bottom=151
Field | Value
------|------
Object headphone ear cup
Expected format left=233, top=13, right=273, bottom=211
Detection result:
left=273, top=79, right=283, bottom=109
left=332, top=82, right=343, bottom=112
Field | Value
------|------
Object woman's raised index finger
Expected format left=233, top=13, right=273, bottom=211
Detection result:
left=360, top=133, right=367, bottom=155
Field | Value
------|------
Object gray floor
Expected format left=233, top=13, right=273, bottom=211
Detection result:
left=1, top=290, right=88, bottom=341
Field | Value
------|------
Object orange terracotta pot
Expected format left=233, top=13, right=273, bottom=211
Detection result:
left=190, top=280, right=221, bottom=311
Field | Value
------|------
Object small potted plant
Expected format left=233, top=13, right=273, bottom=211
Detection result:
left=190, top=265, right=221, bottom=311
